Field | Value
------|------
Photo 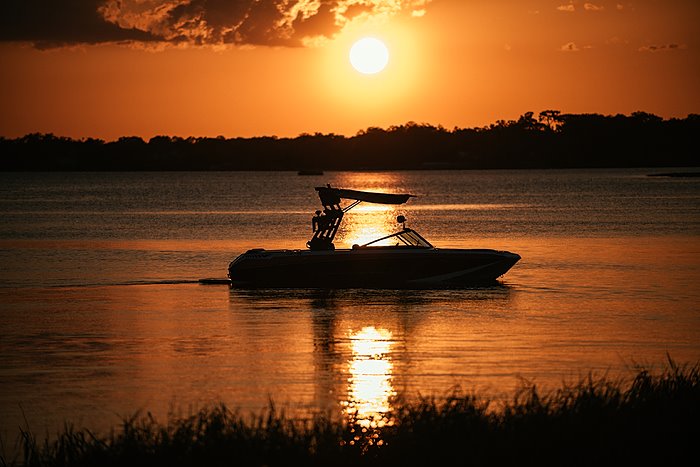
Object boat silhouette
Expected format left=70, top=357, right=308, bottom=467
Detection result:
left=228, top=185, right=520, bottom=288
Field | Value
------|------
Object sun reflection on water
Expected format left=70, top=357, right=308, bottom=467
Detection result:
left=338, top=207, right=404, bottom=247
left=342, top=224, right=393, bottom=247
left=343, top=326, right=396, bottom=430
left=325, top=172, right=414, bottom=248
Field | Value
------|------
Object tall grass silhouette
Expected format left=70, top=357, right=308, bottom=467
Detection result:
left=5, top=359, right=698, bottom=466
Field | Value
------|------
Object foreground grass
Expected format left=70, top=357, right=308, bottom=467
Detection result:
left=5, top=361, right=699, bottom=467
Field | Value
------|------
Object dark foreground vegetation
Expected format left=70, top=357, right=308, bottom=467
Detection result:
left=2, top=111, right=698, bottom=171
left=4, top=361, right=698, bottom=467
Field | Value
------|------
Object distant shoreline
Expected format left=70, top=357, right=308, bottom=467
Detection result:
left=2, top=168, right=700, bottom=176
left=2, top=112, right=698, bottom=171
left=647, top=171, right=700, bottom=178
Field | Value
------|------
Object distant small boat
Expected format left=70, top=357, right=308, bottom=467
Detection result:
left=647, top=172, right=700, bottom=178
left=298, top=170, right=324, bottom=176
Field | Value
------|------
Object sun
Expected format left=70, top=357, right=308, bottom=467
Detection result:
left=349, top=37, right=389, bottom=75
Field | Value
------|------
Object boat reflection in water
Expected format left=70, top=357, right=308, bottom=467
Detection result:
left=343, top=326, right=396, bottom=432
left=229, top=286, right=514, bottom=446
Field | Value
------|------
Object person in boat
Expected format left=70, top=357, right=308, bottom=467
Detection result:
left=309, top=207, right=342, bottom=250
left=312, top=210, right=323, bottom=232
left=312, top=208, right=342, bottom=232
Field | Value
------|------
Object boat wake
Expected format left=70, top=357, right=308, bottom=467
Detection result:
left=3, top=278, right=235, bottom=290
left=41, top=279, right=203, bottom=289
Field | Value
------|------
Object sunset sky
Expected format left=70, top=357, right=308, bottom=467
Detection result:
left=1, top=0, right=698, bottom=140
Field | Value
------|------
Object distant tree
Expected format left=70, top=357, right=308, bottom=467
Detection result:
left=116, top=136, right=146, bottom=145
left=538, top=110, right=564, bottom=131
left=631, top=111, right=662, bottom=124
left=515, top=111, right=543, bottom=131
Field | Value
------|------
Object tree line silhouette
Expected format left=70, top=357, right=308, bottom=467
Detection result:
left=2, top=111, right=698, bottom=171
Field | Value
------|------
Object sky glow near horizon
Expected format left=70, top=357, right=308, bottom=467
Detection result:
left=0, top=0, right=698, bottom=140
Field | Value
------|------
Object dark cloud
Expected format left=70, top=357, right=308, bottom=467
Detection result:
left=292, top=2, right=339, bottom=41
left=232, top=1, right=295, bottom=46
left=0, top=0, right=159, bottom=48
left=343, top=2, right=375, bottom=20
left=0, top=0, right=429, bottom=49
left=638, top=43, right=685, bottom=52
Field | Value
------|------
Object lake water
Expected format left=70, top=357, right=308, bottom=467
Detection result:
left=1, top=169, right=699, bottom=445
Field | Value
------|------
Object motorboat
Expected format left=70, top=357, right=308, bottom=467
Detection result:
left=228, top=185, right=520, bottom=288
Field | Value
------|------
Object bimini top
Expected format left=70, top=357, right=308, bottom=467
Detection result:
left=315, top=185, right=414, bottom=206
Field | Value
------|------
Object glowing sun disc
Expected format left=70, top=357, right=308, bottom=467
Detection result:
left=349, top=38, right=389, bottom=74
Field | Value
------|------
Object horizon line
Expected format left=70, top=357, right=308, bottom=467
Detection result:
left=2, top=110, right=699, bottom=143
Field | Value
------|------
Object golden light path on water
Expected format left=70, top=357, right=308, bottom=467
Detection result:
left=329, top=171, right=526, bottom=248
left=343, top=327, right=396, bottom=431
left=337, top=202, right=400, bottom=247
left=331, top=172, right=407, bottom=247
left=337, top=203, right=522, bottom=247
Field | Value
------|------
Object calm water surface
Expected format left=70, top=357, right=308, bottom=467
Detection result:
left=1, top=169, right=699, bottom=444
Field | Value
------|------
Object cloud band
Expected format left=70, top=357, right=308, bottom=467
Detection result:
left=0, top=0, right=430, bottom=49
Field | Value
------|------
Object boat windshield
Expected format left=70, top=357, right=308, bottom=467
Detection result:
left=362, top=228, right=433, bottom=248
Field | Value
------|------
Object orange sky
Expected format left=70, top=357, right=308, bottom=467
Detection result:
left=1, top=0, right=698, bottom=140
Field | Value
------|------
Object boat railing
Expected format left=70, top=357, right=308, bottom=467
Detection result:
left=361, top=228, right=433, bottom=248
